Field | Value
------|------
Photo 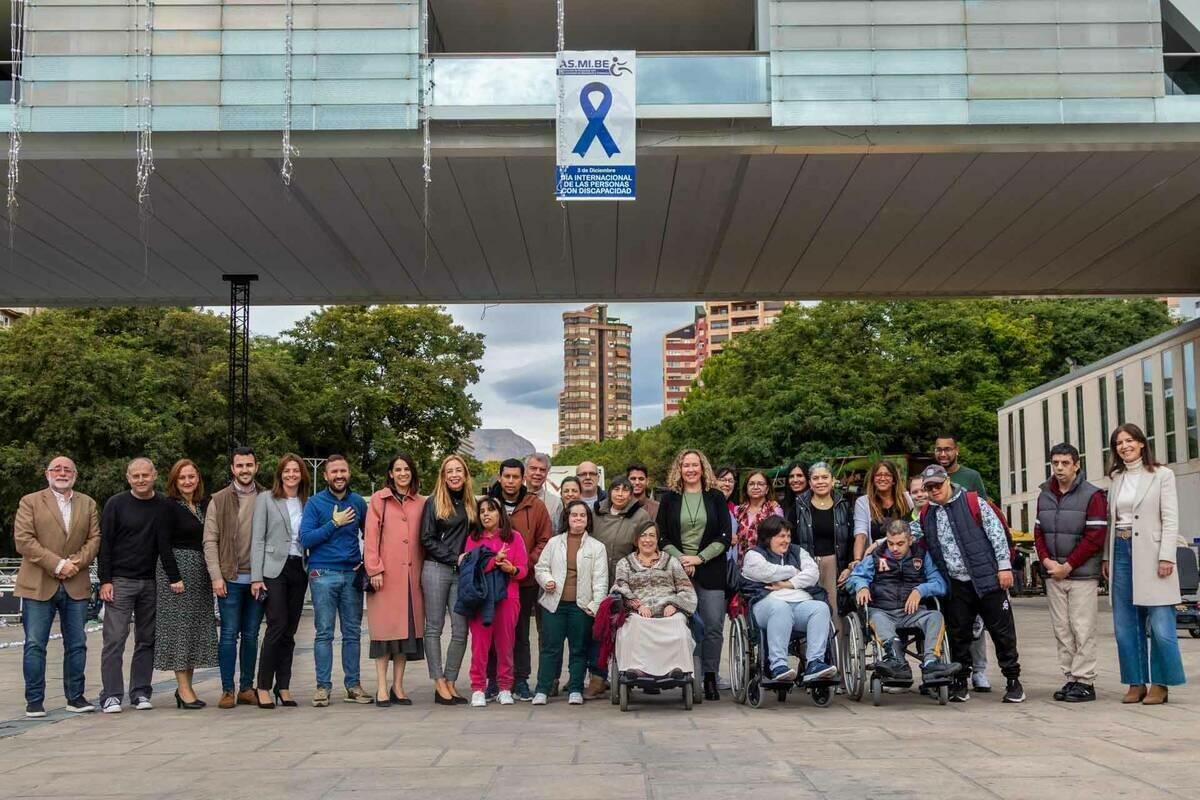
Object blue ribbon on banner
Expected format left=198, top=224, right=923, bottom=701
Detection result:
left=572, top=82, right=620, bottom=158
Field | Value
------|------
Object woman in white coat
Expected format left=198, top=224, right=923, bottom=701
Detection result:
left=1102, top=423, right=1185, bottom=705
left=531, top=500, right=608, bottom=706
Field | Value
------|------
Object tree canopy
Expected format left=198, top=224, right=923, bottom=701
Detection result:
left=0, top=305, right=484, bottom=556
left=554, top=298, right=1176, bottom=497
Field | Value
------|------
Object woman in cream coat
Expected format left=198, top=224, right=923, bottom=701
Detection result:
left=531, top=500, right=608, bottom=706
left=1102, top=424, right=1185, bottom=705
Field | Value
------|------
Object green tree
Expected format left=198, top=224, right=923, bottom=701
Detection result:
left=285, top=305, right=485, bottom=489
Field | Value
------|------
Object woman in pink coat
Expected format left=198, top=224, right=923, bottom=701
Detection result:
left=364, top=453, right=427, bottom=707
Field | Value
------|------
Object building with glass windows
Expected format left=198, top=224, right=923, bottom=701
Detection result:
left=2, top=1, right=1200, bottom=307
left=998, top=317, right=1200, bottom=537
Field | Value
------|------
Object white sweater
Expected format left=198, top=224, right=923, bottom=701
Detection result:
left=741, top=547, right=820, bottom=603
left=534, top=532, right=609, bottom=614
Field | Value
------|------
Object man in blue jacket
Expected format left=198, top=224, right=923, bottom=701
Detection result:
left=299, top=455, right=369, bottom=707
left=848, top=519, right=959, bottom=685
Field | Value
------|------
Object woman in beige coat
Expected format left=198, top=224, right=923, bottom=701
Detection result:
left=364, top=453, right=427, bottom=707
left=1102, top=424, right=1185, bottom=705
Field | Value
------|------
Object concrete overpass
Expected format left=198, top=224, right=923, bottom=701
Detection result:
left=3, top=0, right=1200, bottom=306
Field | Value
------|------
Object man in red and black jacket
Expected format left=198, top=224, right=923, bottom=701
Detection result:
left=1034, top=443, right=1108, bottom=704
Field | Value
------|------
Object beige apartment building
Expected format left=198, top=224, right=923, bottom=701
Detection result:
left=998, top=318, right=1199, bottom=542
left=558, top=304, right=632, bottom=447
left=662, top=301, right=787, bottom=416
left=0, top=307, right=39, bottom=327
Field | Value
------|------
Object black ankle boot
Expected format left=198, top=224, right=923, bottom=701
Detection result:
left=703, top=672, right=720, bottom=701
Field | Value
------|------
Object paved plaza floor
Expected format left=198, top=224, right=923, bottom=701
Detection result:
left=0, top=596, right=1196, bottom=800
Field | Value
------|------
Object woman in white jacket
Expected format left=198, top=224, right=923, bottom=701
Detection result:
left=532, top=500, right=609, bottom=706
left=741, top=516, right=838, bottom=684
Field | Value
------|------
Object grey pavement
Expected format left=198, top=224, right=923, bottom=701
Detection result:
left=0, top=597, right=1196, bottom=800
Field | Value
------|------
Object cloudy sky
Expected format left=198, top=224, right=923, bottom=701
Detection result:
left=251, top=302, right=697, bottom=452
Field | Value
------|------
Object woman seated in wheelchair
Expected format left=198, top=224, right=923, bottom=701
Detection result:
left=846, top=519, right=960, bottom=684
left=610, top=524, right=698, bottom=679
left=740, top=516, right=839, bottom=684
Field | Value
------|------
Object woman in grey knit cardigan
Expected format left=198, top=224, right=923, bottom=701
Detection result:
left=612, top=524, right=698, bottom=617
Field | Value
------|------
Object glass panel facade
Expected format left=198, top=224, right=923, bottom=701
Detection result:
left=1061, top=392, right=1070, bottom=446
left=1115, top=368, right=1126, bottom=424
left=1075, top=385, right=1087, bottom=477
left=1007, top=412, right=1016, bottom=496
left=1142, top=357, right=1156, bottom=455
left=1042, top=398, right=1051, bottom=479
left=1099, top=375, right=1110, bottom=473
left=1186, top=342, right=1199, bottom=461
left=1163, top=350, right=1177, bottom=464
left=1018, top=408, right=1027, bottom=492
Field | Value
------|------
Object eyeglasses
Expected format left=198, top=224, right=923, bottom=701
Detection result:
left=934, top=447, right=956, bottom=453
left=922, top=482, right=943, bottom=491
left=47, top=467, right=76, bottom=474
left=746, top=481, right=769, bottom=488
left=577, top=471, right=598, bottom=477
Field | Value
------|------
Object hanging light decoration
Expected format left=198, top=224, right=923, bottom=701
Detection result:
left=279, top=0, right=297, bottom=185
left=135, top=0, right=155, bottom=213
left=7, top=0, right=25, bottom=224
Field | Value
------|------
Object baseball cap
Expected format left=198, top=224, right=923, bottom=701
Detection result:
left=919, top=464, right=948, bottom=484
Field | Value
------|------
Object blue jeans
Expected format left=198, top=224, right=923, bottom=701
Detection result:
left=752, top=595, right=830, bottom=671
left=1111, top=537, right=1186, bottom=686
left=23, top=585, right=89, bottom=704
left=310, top=569, right=363, bottom=690
left=217, top=582, right=265, bottom=692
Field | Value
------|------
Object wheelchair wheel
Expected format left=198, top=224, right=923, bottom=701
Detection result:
left=619, top=682, right=630, bottom=712
left=870, top=677, right=883, bottom=707
left=937, top=684, right=949, bottom=706
left=810, top=685, right=832, bottom=708
left=692, top=655, right=703, bottom=705
left=747, top=678, right=763, bottom=709
left=1190, top=627, right=1200, bottom=639
left=683, top=681, right=694, bottom=710
left=843, top=614, right=866, bottom=701
left=729, top=614, right=750, bottom=704
left=776, top=687, right=789, bottom=704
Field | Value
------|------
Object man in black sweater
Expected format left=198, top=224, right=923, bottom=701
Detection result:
left=98, top=457, right=171, bottom=713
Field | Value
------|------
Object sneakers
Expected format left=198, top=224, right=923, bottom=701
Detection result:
left=1064, top=682, right=1095, bottom=703
left=1053, top=680, right=1078, bottom=702
left=802, top=661, right=838, bottom=683
left=1002, top=677, right=1025, bottom=704
left=24, top=702, right=45, bottom=718
left=531, top=693, right=548, bottom=705
left=567, top=691, right=584, bottom=705
left=876, top=658, right=912, bottom=683
left=132, top=696, right=153, bottom=710
left=470, top=691, right=487, bottom=707
left=218, top=690, right=237, bottom=709
left=513, top=681, right=534, bottom=702
left=312, top=687, right=331, bottom=707
left=921, top=660, right=960, bottom=682
left=344, top=686, right=373, bottom=704
left=948, top=683, right=970, bottom=703
left=972, top=671, right=992, bottom=693
left=582, top=676, right=607, bottom=700
left=498, top=690, right=514, bottom=705
left=65, top=697, right=95, bottom=713
left=768, top=664, right=798, bottom=683
left=102, top=697, right=123, bottom=714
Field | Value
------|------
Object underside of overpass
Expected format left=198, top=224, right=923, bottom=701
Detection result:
left=4, top=122, right=1200, bottom=306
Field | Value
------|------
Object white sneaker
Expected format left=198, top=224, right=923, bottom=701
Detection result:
left=101, top=697, right=122, bottom=714
left=133, top=696, right=153, bottom=710
left=470, top=691, right=487, bottom=707
left=531, top=693, right=548, bottom=705
left=498, top=690, right=514, bottom=705
left=568, top=692, right=584, bottom=705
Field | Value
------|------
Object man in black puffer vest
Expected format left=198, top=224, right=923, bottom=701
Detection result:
left=848, top=520, right=959, bottom=683
left=912, top=465, right=1024, bottom=704
left=1034, top=443, right=1108, bottom=704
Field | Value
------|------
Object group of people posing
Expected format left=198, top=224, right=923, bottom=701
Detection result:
left=11, top=423, right=1187, bottom=718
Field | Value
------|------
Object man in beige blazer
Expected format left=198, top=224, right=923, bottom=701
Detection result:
left=13, top=456, right=101, bottom=717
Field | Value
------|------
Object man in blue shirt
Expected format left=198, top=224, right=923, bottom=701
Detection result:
left=299, top=455, right=369, bottom=707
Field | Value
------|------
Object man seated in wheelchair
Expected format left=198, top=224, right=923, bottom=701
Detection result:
left=847, top=519, right=960, bottom=684
left=741, top=516, right=839, bottom=684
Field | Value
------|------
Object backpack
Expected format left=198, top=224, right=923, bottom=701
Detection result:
left=919, top=492, right=1016, bottom=563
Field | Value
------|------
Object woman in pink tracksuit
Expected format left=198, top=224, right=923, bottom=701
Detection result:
left=462, top=497, right=528, bottom=707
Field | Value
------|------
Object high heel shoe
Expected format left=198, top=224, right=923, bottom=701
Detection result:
left=175, top=691, right=204, bottom=710
left=273, top=690, right=298, bottom=708
left=390, top=689, right=413, bottom=706
left=255, top=690, right=275, bottom=710
left=1143, top=685, right=1169, bottom=705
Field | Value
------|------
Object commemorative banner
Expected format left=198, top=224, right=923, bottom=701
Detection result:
left=555, top=50, right=636, bottom=201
